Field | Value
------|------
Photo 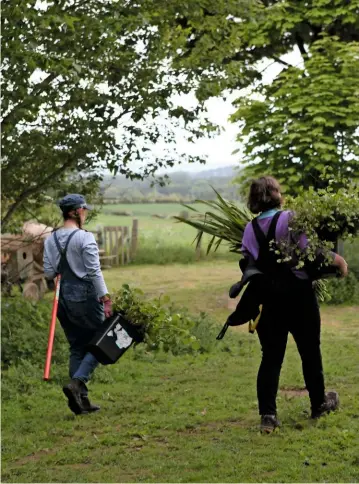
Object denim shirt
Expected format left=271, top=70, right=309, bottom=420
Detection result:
left=44, top=228, right=108, bottom=298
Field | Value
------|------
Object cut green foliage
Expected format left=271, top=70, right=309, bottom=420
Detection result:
left=176, top=187, right=359, bottom=302
left=113, top=284, right=231, bottom=355
left=177, top=186, right=359, bottom=258
left=286, top=181, right=359, bottom=246
left=174, top=189, right=252, bottom=255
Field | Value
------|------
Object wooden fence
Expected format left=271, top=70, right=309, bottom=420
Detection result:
left=91, top=219, right=138, bottom=269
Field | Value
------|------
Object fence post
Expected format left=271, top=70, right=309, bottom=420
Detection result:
left=115, top=227, right=120, bottom=266
left=103, top=227, right=108, bottom=255
left=126, top=227, right=131, bottom=263
left=96, top=225, right=103, bottom=250
left=108, top=227, right=113, bottom=259
left=123, top=226, right=129, bottom=264
left=131, top=219, right=138, bottom=260
left=121, top=226, right=126, bottom=265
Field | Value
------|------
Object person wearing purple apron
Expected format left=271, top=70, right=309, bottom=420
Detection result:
left=44, top=194, right=113, bottom=415
left=241, top=177, right=348, bottom=433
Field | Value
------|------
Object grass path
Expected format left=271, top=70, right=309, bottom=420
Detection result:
left=105, top=261, right=240, bottom=321
left=2, top=262, right=359, bottom=483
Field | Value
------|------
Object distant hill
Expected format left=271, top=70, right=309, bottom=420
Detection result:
left=101, top=165, right=241, bottom=203
left=190, top=166, right=237, bottom=179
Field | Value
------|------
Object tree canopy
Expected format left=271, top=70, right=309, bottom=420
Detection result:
left=155, top=0, right=359, bottom=192
left=3, top=0, right=359, bottom=230
left=231, top=36, right=359, bottom=193
left=1, top=0, right=216, bottom=230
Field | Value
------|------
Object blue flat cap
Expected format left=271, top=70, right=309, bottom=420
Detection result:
left=58, top=194, right=93, bottom=212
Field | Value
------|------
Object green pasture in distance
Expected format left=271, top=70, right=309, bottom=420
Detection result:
left=101, top=202, right=193, bottom=216
left=85, top=203, right=239, bottom=265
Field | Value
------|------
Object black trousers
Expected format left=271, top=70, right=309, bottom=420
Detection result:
left=256, top=281, right=325, bottom=415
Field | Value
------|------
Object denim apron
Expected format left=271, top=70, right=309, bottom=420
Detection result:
left=53, top=229, right=104, bottom=379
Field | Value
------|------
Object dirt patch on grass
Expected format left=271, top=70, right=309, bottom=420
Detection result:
left=12, top=448, right=55, bottom=466
left=321, top=314, right=344, bottom=328
left=65, top=463, right=90, bottom=469
left=227, top=296, right=238, bottom=310
left=321, top=306, right=359, bottom=328
left=280, top=386, right=307, bottom=397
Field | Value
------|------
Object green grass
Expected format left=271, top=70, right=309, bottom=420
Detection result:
left=2, top=262, right=359, bottom=483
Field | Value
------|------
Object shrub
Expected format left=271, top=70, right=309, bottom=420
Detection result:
left=345, top=239, right=359, bottom=279
left=1, top=296, right=68, bottom=368
left=2, top=288, right=238, bottom=374
left=326, top=272, right=359, bottom=305
left=323, top=238, right=359, bottom=305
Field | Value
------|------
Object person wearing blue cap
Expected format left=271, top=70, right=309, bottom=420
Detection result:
left=44, top=194, right=113, bottom=415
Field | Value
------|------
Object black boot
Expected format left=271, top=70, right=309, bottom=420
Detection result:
left=63, top=379, right=87, bottom=415
left=260, top=415, right=281, bottom=434
left=311, top=391, right=339, bottom=419
left=81, top=395, right=100, bottom=413
left=77, top=381, right=100, bottom=412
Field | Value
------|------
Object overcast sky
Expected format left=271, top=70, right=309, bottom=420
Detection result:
left=157, top=49, right=303, bottom=174
left=28, top=22, right=302, bottom=177
left=30, top=1, right=304, bottom=176
left=155, top=94, right=240, bottom=174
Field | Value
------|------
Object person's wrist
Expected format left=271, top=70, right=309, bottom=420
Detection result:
left=100, top=293, right=111, bottom=302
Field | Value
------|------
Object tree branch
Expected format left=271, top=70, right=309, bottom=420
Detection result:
left=271, top=55, right=293, bottom=67
left=1, top=72, right=58, bottom=130
left=295, top=33, right=308, bottom=58
left=1, top=157, right=75, bottom=230
left=64, top=0, right=88, bottom=11
left=223, top=50, right=293, bottom=68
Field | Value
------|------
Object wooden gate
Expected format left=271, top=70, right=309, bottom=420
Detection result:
left=93, top=220, right=138, bottom=269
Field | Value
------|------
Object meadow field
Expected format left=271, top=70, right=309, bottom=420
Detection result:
left=2, top=261, right=359, bottom=483
left=2, top=203, right=358, bottom=483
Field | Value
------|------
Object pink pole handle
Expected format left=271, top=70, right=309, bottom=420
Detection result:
left=43, top=275, right=61, bottom=381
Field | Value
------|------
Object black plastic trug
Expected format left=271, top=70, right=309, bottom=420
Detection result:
left=87, top=312, right=144, bottom=365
